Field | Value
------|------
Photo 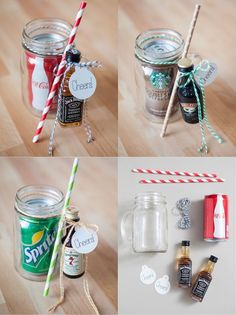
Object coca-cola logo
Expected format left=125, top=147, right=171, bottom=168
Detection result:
left=32, top=81, right=49, bottom=89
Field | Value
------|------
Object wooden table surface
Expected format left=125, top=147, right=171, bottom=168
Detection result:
left=0, top=0, right=117, bottom=157
left=0, top=158, right=117, bottom=314
left=118, top=0, right=236, bottom=157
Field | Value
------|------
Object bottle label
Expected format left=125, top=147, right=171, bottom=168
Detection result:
left=59, top=95, right=83, bottom=124
left=63, top=246, right=85, bottom=276
left=178, top=264, right=192, bottom=285
left=191, top=276, right=210, bottom=299
left=20, top=217, right=59, bottom=274
left=180, top=102, right=197, bottom=113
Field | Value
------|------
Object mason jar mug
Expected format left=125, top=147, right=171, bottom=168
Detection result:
left=135, top=28, right=184, bottom=123
left=121, top=192, right=168, bottom=253
left=21, top=18, right=72, bottom=117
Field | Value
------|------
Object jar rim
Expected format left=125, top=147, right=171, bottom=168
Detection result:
left=22, top=18, right=72, bottom=56
left=135, top=191, right=166, bottom=204
left=135, top=28, right=184, bottom=64
left=15, top=185, right=64, bottom=218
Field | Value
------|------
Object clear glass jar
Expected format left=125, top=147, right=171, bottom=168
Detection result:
left=14, top=185, right=64, bottom=281
left=21, top=18, right=72, bottom=118
left=121, top=192, right=168, bottom=252
left=135, top=28, right=184, bottom=123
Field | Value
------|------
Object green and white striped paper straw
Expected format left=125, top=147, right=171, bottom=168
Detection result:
left=43, top=157, right=79, bottom=296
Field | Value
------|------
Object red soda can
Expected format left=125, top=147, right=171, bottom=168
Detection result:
left=204, top=194, right=229, bottom=241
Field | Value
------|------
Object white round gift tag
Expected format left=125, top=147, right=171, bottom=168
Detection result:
left=69, top=67, right=97, bottom=100
left=71, top=226, right=98, bottom=254
left=155, top=275, right=171, bottom=295
left=194, top=61, right=218, bottom=87
left=140, top=265, right=156, bottom=285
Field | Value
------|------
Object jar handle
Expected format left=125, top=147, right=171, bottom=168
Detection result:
left=120, top=211, right=133, bottom=243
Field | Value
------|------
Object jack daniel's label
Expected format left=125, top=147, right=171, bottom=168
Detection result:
left=178, top=264, right=192, bottom=285
left=191, top=276, right=210, bottom=299
left=59, top=95, right=83, bottom=124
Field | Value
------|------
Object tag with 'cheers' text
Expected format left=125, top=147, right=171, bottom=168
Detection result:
left=71, top=226, right=98, bottom=254
left=69, top=67, right=97, bottom=100
left=194, top=61, right=218, bottom=87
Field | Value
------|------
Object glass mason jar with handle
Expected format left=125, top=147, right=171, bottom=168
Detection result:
left=135, top=28, right=184, bottom=123
left=21, top=18, right=72, bottom=118
left=14, top=185, right=64, bottom=281
left=120, top=192, right=168, bottom=253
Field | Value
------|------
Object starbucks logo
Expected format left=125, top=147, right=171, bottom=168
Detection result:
left=150, top=71, right=171, bottom=89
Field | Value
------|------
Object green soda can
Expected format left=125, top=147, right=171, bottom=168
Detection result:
left=14, top=185, right=64, bottom=281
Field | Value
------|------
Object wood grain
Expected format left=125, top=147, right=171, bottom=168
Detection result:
left=118, top=0, right=236, bottom=156
left=0, top=0, right=118, bottom=157
left=0, top=158, right=117, bottom=314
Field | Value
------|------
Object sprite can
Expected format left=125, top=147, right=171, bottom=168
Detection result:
left=14, top=185, right=64, bottom=281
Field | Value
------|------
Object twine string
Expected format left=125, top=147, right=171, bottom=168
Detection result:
left=48, top=219, right=99, bottom=314
left=176, top=198, right=191, bottom=229
left=48, top=60, right=101, bottom=155
left=177, top=60, right=224, bottom=153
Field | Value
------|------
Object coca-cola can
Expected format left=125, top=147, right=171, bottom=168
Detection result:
left=204, top=194, right=229, bottom=241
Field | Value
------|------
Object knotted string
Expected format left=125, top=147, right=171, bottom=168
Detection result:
left=177, top=60, right=224, bottom=154
left=48, top=218, right=99, bottom=315
left=48, top=60, right=101, bottom=156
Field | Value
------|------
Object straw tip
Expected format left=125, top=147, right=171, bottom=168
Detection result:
left=43, top=290, right=49, bottom=297
left=32, top=137, right=39, bottom=143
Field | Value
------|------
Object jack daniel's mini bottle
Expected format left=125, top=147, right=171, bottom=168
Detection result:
left=177, top=58, right=203, bottom=124
left=62, top=208, right=85, bottom=278
left=58, top=49, right=84, bottom=127
left=177, top=240, right=192, bottom=288
left=191, top=255, right=218, bottom=302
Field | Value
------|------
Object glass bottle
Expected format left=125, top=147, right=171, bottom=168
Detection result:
left=14, top=185, right=64, bottom=281
left=177, top=58, right=203, bottom=124
left=62, top=207, right=85, bottom=278
left=177, top=240, right=192, bottom=288
left=191, top=255, right=218, bottom=302
left=121, top=192, right=168, bottom=252
left=135, top=28, right=184, bottom=123
left=58, top=49, right=84, bottom=127
left=21, top=18, right=72, bottom=117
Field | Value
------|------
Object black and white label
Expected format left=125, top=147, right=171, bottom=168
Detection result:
left=178, top=264, right=192, bottom=285
left=63, top=246, right=85, bottom=276
left=59, top=95, right=83, bottom=124
left=191, top=277, right=210, bottom=299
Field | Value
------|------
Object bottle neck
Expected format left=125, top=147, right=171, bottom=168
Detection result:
left=205, top=260, right=215, bottom=274
left=181, top=246, right=190, bottom=258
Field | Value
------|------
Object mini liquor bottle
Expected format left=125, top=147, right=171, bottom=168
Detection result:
left=177, top=240, right=192, bottom=288
left=62, top=208, right=85, bottom=278
left=177, top=58, right=203, bottom=124
left=58, top=48, right=84, bottom=127
left=191, top=255, right=218, bottom=302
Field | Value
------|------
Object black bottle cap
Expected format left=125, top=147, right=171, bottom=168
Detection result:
left=66, top=48, right=81, bottom=63
left=209, top=255, right=218, bottom=263
left=182, top=240, right=190, bottom=246
left=178, top=57, right=194, bottom=73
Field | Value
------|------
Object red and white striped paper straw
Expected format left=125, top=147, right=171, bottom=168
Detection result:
left=132, top=168, right=217, bottom=178
left=139, top=178, right=225, bottom=184
left=32, top=1, right=87, bottom=143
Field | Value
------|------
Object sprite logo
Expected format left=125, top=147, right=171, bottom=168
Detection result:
left=20, top=217, right=59, bottom=274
